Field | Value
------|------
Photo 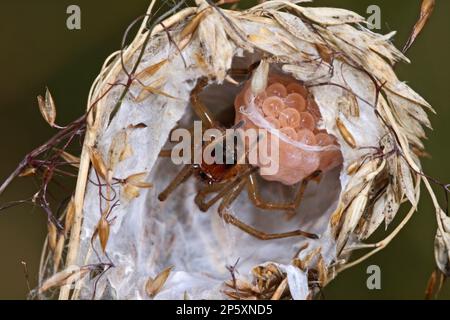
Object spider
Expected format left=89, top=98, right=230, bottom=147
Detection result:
left=157, top=76, right=319, bottom=241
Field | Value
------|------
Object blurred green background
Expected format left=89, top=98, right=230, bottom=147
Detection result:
left=0, top=0, right=448, bottom=299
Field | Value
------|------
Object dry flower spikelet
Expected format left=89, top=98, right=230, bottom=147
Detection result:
left=38, top=0, right=447, bottom=300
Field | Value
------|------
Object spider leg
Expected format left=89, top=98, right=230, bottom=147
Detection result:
left=246, top=171, right=322, bottom=219
left=195, top=181, right=232, bottom=212
left=158, top=165, right=194, bottom=201
left=228, top=61, right=261, bottom=77
left=246, top=173, right=309, bottom=212
left=159, top=125, right=197, bottom=158
left=195, top=166, right=256, bottom=212
left=218, top=179, right=319, bottom=240
left=190, top=77, right=216, bottom=128
left=158, top=149, right=172, bottom=158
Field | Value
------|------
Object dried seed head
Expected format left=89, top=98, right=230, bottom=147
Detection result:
left=122, top=184, right=141, bottom=201
left=125, top=172, right=153, bottom=189
left=97, top=216, right=110, bottom=253
left=434, top=210, right=450, bottom=277
left=19, top=167, right=37, bottom=177
left=403, top=0, right=435, bottom=54
left=47, top=221, right=57, bottom=251
left=145, top=266, right=174, bottom=298
left=64, top=197, right=76, bottom=235
left=89, top=147, right=108, bottom=181
left=336, top=117, right=357, bottom=149
left=37, top=88, right=57, bottom=127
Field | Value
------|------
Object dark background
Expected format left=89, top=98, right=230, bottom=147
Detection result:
left=0, top=0, right=449, bottom=299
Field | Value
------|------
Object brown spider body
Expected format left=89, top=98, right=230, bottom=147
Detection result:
left=196, top=162, right=241, bottom=185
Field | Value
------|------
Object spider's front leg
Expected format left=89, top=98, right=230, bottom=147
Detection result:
left=158, top=165, right=194, bottom=201
left=190, top=77, right=216, bottom=128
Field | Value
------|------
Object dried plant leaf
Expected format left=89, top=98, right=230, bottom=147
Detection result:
left=434, top=210, right=450, bottom=277
left=282, top=62, right=331, bottom=83
left=197, top=11, right=234, bottom=82
left=399, top=158, right=417, bottom=206
left=89, top=147, right=108, bottom=180
left=145, top=266, right=174, bottom=298
left=180, top=9, right=209, bottom=41
left=271, top=10, right=324, bottom=44
left=37, top=88, right=57, bottom=127
left=337, top=184, right=371, bottom=252
left=359, top=190, right=387, bottom=239
left=296, top=7, right=365, bottom=26
left=135, top=81, right=176, bottom=103
left=434, top=229, right=450, bottom=277
left=403, top=0, right=435, bottom=54
left=136, top=59, right=168, bottom=82
left=219, top=14, right=254, bottom=53
left=384, top=185, right=401, bottom=229
left=98, top=217, right=110, bottom=253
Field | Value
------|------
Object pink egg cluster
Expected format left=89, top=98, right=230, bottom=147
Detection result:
left=234, top=74, right=343, bottom=185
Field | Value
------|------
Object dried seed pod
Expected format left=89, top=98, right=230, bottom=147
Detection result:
left=97, top=216, right=110, bottom=253
left=122, top=184, right=141, bottom=201
left=125, top=172, right=153, bottom=189
left=37, top=88, right=56, bottom=127
left=47, top=221, right=57, bottom=251
left=19, top=167, right=37, bottom=177
left=64, top=197, right=76, bottom=235
left=89, top=147, right=108, bottom=181
left=145, top=266, right=174, bottom=298
left=335, top=117, right=356, bottom=149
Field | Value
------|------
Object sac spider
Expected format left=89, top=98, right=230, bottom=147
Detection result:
left=158, top=77, right=319, bottom=241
